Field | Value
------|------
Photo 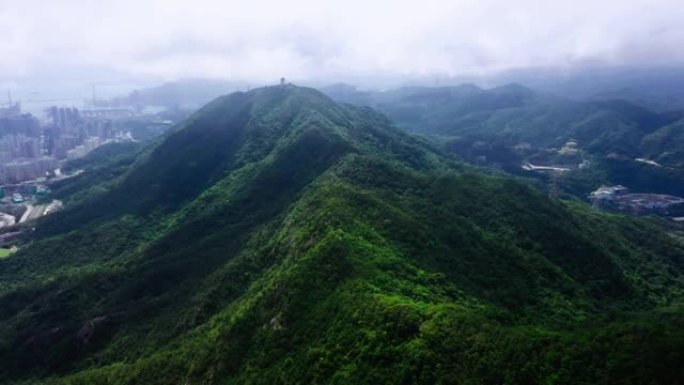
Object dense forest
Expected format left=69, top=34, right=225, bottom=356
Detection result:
left=322, top=83, right=684, bottom=198
left=1, top=86, right=684, bottom=384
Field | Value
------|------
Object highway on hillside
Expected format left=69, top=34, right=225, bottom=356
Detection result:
left=18, top=204, right=33, bottom=223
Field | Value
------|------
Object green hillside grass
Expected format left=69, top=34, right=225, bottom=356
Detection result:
left=2, top=86, right=684, bottom=384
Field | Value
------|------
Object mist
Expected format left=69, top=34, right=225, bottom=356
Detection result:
left=1, top=0, right=683, bottom=88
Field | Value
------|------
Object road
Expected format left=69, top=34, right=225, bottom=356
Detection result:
left=27, top=204, right=46, bottom=221
left=19, top=204, right=33, bottom=223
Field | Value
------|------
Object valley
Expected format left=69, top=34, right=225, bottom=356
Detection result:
left=323, top=83, right=684, bottom=216
left=0, top=85, right=683, bottom=384
left=4, top=1, right=684, bottom=383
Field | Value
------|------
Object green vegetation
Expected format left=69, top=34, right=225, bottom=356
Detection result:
left=642, top=118, right=684, bottom=168
left=62, top=141, right=143, bottom=173
left=323, top=84, right=684, bottom=199
left=325, top=83, right=674, bottom=154
left=0, top=248, right=13, bottom=259
left=2, top=86, right=684, bottom=384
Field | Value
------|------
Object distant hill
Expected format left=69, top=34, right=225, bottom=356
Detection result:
left=2, top=86, right=684, bottom=384
left=323, top=82, right=680, bottom=152
left=483, top=66, right=684, bottom=112
left=322, top=82, right=684, bottom=197
left=112, top=78, right=250, bottom=109
left=642, top=118, right=684, bottom=168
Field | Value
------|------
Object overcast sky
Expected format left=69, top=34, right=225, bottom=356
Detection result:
left=1, top=0, right=683, bottom=85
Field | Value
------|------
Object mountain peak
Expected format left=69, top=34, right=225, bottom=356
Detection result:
left=488, top=82, right=536, bottom=97
left=5, top=81, right=684, bottom=385
left=47, top=84, right=438, bottom=226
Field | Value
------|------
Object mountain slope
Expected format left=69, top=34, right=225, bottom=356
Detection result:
left=642, top=118, right=684, bottom=168
left=322, top=83, right=684, bottom=199
left=1, top=86, right=684, bottom=385
left=324, top=84, right=681, bottom=157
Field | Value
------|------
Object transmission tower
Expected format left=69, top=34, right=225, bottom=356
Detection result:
left=548, top=171, right=560, bottom=199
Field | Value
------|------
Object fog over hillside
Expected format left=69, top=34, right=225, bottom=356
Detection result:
left=2, top=0, right=684, bottom=87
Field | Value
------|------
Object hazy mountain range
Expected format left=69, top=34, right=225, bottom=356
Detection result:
left=1, top=85, right=683, bottom=384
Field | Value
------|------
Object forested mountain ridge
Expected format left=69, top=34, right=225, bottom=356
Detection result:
left=1, top=86, right=684, bottom=384
left=322, top=83, right=684, bottom=199
left=642, top=118, right=684, bottom=168
left=323, top=83, right=684, bottom=160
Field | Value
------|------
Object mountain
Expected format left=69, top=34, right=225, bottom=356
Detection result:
left=642, top=118, right=684, bottom=168
left=106, top=78, right=250, bottom=109
left=322, top=83, right=684, bottom=198
left=475, top=66, right=684, bottom=112
left=2, top=86, right=684, bottom=385
left=323, top=83, right=680, bottom=153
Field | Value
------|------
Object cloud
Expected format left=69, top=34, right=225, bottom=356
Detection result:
left=0, top=0, right=683, bottom=83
